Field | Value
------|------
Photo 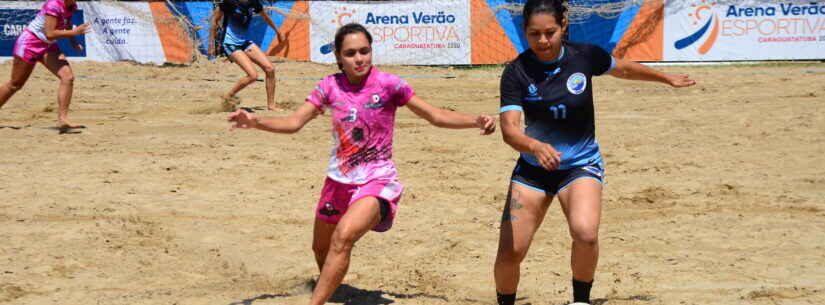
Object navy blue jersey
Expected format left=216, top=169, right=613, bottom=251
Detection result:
left=500, top=42, right=615, bottom=170
left=219, top=0, right=263, bottom=43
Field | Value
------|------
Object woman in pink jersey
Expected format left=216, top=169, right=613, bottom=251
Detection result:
left=228, top=23, right=496, bottom=305
left=0, top=0, right=89, bottom=131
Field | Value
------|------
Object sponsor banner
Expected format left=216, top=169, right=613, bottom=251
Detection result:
left=0, top=1, right=170, bottom=64
left=310, top=0, right=472, bottom=65
left=80, top=2, right=166, bottom=64
left=0, top=2, right=86, bottom=59
left=663, top=0, right=825, bottom=60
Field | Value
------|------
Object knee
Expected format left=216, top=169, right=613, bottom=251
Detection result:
left=496, top=245, right=528, bottom=266
left=329, top=229, right=358, bottom=254
left=312, top=241, right=329, bottom=257
left=263, top=66, right=275, bottom=77
left=570, top=227, right=599, bottom=247
left=59, top=73, right=75, bottom=85
left=245, top=72, right=259, bottom=84
left=6, top=80, right=25, bottom=92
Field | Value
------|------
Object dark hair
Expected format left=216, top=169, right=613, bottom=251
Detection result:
left=523, top=0, right=567, bottom=28
left=334, top=23, right=373, bottom=70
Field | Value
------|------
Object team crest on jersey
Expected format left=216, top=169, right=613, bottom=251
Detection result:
left=364, top=93, right=385, bottom=109
left=566, top=73, right=587, bottom=95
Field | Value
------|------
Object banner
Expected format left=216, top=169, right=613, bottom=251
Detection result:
left=663, top=1, right=825, bottom=61
left=0, top=1, right=190, bottom=64
left=309, top=0, right=472, bottom=65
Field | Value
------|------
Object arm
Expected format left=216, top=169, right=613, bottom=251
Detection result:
left=228, top=102, right=320, bottom=134
left=405, top=95, right=495, bottom=134
left=500, top=110, right=561, bottom=170
left=208, top=8, right=223, bottom=56
left=608, top=58, right=696, bottom=87
left=44, top=16, right=88, bottom=41
left=260, top=12, right=282, bottom=41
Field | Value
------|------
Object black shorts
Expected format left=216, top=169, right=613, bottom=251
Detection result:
left=510, top=157, right=605, bottom=195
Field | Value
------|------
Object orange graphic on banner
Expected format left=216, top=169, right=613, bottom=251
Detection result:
left=470, top=0, right=517, bottom=64
left=614, top=0, right=663, bottom=61
left=149, top=2, right=193, bottom=64
left=267, top=1, right=310, bottom=61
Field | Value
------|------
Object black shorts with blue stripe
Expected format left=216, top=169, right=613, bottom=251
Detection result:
left=510, top=157, right=604, bottom=195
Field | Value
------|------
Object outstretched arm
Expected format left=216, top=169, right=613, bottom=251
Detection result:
left=260, top=12, right=283, bottom=41
left=405, top=95, right=495, bottom=135
left=228, top=102, right=320, bottom=133
left=500, top=110, right=561, bottom=171
left=208, top=8, right=223, bottom=56
left=44, top=16, right=88, bottom=41
left=608, top=58, right=696, bottom=87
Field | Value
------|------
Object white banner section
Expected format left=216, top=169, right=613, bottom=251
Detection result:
left=0, top=1, right=166, bottom=64
left=664, top=1, right=825, bottom=61
left=310, top=0, right=471, bottom=65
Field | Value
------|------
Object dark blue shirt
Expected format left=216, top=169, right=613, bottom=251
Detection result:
left=500, top=42, right=615, bottom=170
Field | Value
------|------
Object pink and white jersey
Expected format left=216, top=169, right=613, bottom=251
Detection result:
left=26, top=0, right=76, bottom=44
left=306, top=67, right=415, bottom=185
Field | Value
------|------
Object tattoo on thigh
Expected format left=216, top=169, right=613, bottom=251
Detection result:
left=501, top=190, right=523, bottom=223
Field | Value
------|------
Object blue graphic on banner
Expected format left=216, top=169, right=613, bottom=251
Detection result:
left=0, top=9, right=86, bottom=58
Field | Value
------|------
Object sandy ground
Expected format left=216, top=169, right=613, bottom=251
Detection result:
left=0, top=58, right=824, bottom=305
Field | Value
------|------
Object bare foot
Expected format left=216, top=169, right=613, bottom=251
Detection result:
left=58, top=120, right=85, bottom=129
left=57, top=120, right=85, bottom=134
left=221, top=95, right=242, bottom=112
left=267, top=104, right=286, bottom=111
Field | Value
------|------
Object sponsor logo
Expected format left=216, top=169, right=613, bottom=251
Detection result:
left=674, top=0, right=720, bottom=54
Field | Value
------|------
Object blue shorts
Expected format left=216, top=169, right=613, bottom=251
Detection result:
left=222, top=40, right=255, bottom=57
left=511, top=157, right=604, bottom=195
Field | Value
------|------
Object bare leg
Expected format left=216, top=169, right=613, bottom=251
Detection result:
left=225, top=50, right=258, bottom=101
left=494, top=184, right=552, bottom=295
left=308, top=197, right=382, bottom=305
left=312, top=218, right=336, bottom=273
left=40, top=51, right=80, bottom=129
left=244, top=44, right=279, bottom=110
left=557, top=179, right=603, bottom=283
left=0, top=57, right=36, bottom=109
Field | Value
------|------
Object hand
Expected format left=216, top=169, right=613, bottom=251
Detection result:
left=666, top=73, right=696, bottom=88
left=73, top=22, right=90, bottom=35
left=71, top=41, right=83, bottom=51
left=529, top=142, right=562, bottom=171
left=475, top=115, right=496, bottom=135
left=228, top=109, right=258, bottom=130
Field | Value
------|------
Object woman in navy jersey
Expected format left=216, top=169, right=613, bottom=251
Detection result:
left=493, top=1, right=695, bottom=305
left=209, top=0, right=283, bottom=110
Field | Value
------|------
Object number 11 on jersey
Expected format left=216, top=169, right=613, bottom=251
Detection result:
left=550, top=104, right=567, bottom=119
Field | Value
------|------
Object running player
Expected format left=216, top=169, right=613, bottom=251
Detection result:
left=208, top=0, right=283, bottom=110
left=228, top=23, right=496, bottom=305
left=494, top=1, right=696, bottom=305
left=0, top=0, right=89, bottom=131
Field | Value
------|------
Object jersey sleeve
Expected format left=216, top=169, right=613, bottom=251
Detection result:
left=306, top=77, right=331, bottom=112
left=389, top=75, right=415, bottom=107
left=499, top=63, right=524, bottom=113
left=43, top=0, right=64, bottom=17
left=584, top=44, right=616, bottom=76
